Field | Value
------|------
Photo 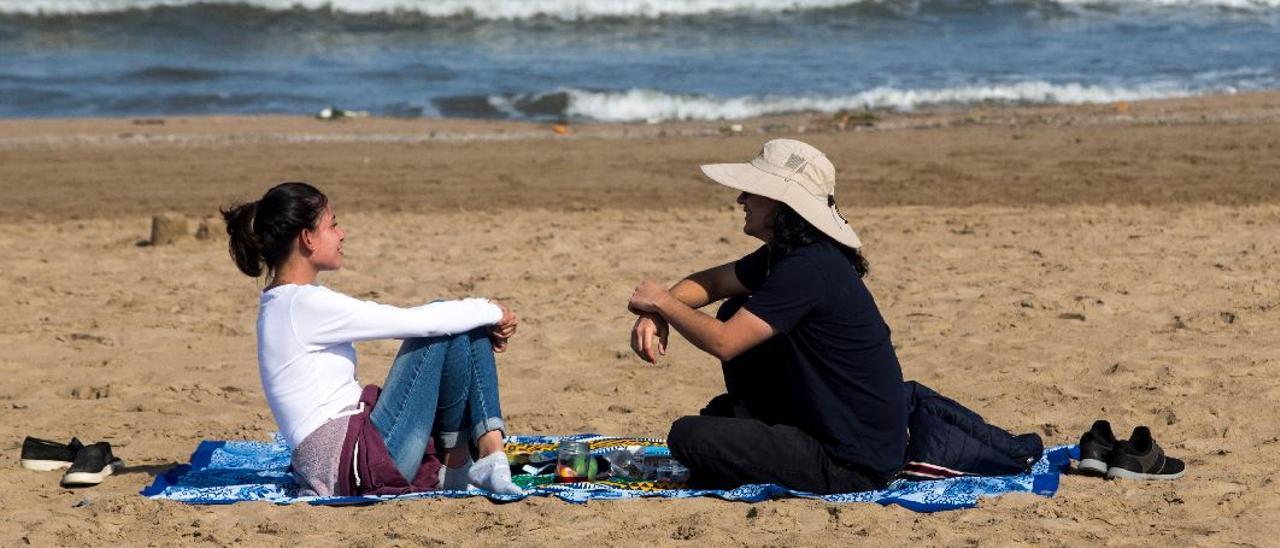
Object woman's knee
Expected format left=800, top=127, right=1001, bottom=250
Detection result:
left=401, top=330, right=479, bottom=353
left=465, top=326, right=491, bottom=342
left=399, top=333, right=454, bottom=352
left=464, top=329, right=498, bottom=362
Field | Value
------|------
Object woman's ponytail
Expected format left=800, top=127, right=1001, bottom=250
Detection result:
left=221, top=200, right=265, bottom=277
left=220, top=182, right=329, bottom=281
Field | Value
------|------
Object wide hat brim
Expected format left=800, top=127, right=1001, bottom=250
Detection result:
left=701, top=163, right=863, bottom=249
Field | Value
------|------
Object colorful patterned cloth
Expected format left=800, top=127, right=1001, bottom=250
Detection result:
left=142, top=433, right=1075, bottom=512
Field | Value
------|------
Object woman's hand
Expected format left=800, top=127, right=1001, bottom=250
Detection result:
left=630, top=313, right=669, bottom=364
left=628, top=279, right=671, bottom=315
left=489, top=301, right=518, bottom=353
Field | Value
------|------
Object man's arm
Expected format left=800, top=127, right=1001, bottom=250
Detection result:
left=635, top=262, right=748, bottom=312
left=630, top=279, right=776, bottom=362
left=671, top=262, right=750, bottom=308
left=630, top=262, right=750, bottom=363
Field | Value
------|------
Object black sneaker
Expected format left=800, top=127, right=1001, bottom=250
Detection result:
left=1106, top=426, right=1186, bottom=481
left=60, top=442, right=120, bottom=487
left=20, top=437, right=84, bottom=472
left=1076, top=420, right=1116, bottom=476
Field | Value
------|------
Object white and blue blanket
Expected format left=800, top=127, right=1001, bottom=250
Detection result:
left=141, top=433, right=1075, bottom=512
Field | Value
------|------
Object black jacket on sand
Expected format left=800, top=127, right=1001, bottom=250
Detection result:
left=899, top=381, right=1044, bottom=480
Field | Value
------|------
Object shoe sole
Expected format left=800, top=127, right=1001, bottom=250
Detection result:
left=61, top=465, right=115, bottom=486
left=1077, top=458, right=1109, bottom=476
left=22, top=459, right=73, bottom=472
left=1105, top=467, right=1185, bottom=481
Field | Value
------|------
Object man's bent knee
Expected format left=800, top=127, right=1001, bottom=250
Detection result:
left=667, top=415, right=707, bottom=456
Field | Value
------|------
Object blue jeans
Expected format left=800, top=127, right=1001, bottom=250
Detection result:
left=370, top=328, right=507, bottom=481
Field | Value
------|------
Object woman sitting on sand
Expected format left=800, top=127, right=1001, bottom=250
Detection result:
left=627, top=139, right=907, bottom=494
left=222, top=182, right=522, bottom=496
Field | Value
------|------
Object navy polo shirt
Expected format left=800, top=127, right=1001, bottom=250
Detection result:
left=729, top=241, right=907, bottom=478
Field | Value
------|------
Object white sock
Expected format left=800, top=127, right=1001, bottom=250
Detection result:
left=440, top=454, right=475, bottom=491
left=467, top=452, right=524, bottom=495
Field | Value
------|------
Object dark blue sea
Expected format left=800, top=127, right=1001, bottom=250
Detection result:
left=1, top=0, right=1278, bottom=121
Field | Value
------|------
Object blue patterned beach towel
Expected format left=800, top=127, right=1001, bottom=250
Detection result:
left=142, top=433, right=1074, bottom=512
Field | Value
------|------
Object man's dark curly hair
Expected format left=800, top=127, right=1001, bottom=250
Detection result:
left=770, top=196, right=869, bottom=278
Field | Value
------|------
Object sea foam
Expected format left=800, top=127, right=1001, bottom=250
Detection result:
left=560, top=82, right=1216, bottom=122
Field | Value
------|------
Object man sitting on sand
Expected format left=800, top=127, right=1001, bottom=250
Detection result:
left=626, top=139, right=907, bottom=494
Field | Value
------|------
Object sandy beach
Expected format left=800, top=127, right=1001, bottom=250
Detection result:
left=1, top=92, right=1279, bottom=546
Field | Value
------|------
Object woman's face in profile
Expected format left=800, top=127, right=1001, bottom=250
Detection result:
left=307, top=205, right=347, bottom=271
left=736, top=192, right=778, bottom=242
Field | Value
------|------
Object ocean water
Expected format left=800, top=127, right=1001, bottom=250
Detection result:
left=0, top=0, right=1278, bottom=121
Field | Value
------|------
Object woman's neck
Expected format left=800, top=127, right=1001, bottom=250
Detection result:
left=266, top=258, right=319, bottom=291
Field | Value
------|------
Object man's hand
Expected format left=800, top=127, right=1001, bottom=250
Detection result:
left=628, top=279, right=671, bottom=315
left=489, top=301, right=518, bottom=353
left=630, top=313, right=669, bottom=364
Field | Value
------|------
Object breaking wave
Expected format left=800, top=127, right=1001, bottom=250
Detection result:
left=549, top=82, right=1215, bottom=122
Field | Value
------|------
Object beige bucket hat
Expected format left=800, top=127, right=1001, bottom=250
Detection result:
left=700, top=139, right=862, bottom=249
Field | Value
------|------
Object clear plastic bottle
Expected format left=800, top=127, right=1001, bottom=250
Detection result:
left=653, top=459, right=690, bottom=483
left=605, top=446, right=649, bottom=479
left=604, top=447, right=689, bottom=483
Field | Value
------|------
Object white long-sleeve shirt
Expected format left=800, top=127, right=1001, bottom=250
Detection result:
left=257, top=284, right=503, bottom=448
